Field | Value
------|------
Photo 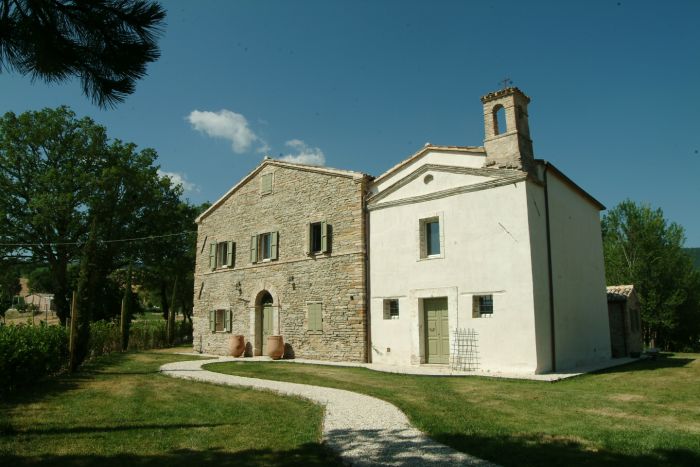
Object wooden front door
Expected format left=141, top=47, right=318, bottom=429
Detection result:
left=424, top=297, right=449, bottom=364
left=261, top=304, right=273, bottom=355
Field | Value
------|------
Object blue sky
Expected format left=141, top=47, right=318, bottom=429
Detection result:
left=2, top=0, right=699, bottom=245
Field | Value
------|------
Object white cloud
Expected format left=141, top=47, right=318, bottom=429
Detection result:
left=279, top=139, right=326, bottom=166
left=158, top=170, right=199, bottom=193
left=187, top=109, right=259, bottom=153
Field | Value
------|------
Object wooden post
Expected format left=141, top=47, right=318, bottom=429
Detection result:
left=68, top=291, right=78, bottom=370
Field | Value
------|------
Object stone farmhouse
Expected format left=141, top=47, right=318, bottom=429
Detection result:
left=193, top=160, right=371, bottom=361
left=193, top=87, right=612, bottom=374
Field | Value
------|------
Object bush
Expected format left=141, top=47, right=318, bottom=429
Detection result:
left=87, top=319, right=192, bottom=356
left=0, top=318, right=192, bottom=395
left=0, top=323, right=68, bottom=396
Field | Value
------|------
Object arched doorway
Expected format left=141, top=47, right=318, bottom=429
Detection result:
left=256, top=291, right=274, bottom=356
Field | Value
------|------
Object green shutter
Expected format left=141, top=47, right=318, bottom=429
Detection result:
left=209, top=310, right=215, bottom=332
left=261, top=173, right=272, bottom=194
left=305, top=222, right=311, bottom=255
left=225, top=309, right=232, bottom=332
left=321, top=221, right=328, bottom=253
left=209, top=242, right=217, bottom=269
left=308, top=303, right=322, bottom=331
left=250, top=235, right=258, bottom=263
left=227, top=241, right=234, bottom=267
left=270, top=231, right=278, bottom=260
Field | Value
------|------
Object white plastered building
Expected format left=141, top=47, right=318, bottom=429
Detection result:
left=367, top=87, right=611, bottom=374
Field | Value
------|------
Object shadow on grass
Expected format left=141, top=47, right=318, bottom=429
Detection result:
left=438, top=432, right=700, bottom=467
left=0, top=445, right=342, bottom=467
left=593, top=354, right=696, bottom=375
left=1, top=422, right=234, bottom=436
left=0, top=351, right=167, bottom=405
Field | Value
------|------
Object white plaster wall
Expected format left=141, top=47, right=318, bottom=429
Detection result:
left=373, top=150, right=486, bottom=193
left=369, top=179, right=541, bottom=373
left=546, top=173, right=611, bottom=370
left=380, top=171, right=494, bottom=204
left=525, top=182, right=555, bottom=373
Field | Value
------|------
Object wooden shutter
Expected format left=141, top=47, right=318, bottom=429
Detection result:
left=305, top=222, right=311, bottom=255
left=320, top=221, right=328, bottom=253
left=250, top=235, right=258, bottom=263
left=225, top=309, right=232, bottom=332
left=227, top=241, right=234, bottom=267
left=209, top=242, right=217, bottom=269
left=308, top=303, right=322, bottom=331
left=209, top=310, right=216, bottom=332
left=270, top=231, right=278, bottom=260
left=261, top=173, right=272, bottom=194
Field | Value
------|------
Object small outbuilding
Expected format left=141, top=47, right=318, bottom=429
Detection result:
left=606, top=285, right=643, bottom=358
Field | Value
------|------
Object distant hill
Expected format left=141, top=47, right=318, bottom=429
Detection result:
left=685, top=248, right=700, bottom=270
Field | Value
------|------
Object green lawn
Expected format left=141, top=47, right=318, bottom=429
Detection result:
left=206, top=354, right=700, bottom=467
left=0, top=350, right=340, bottom=466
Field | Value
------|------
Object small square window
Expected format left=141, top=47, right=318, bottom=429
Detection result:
left=383, top=299, right=399, bottom=320
left=473, top=295, right=493, bottom=318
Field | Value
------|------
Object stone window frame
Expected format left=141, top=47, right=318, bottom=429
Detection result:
left=306, top=221, right=329, bottom=256
left=418, top=212, right=445, bottom=261
left=383, top=299, right=400, bottom=320
left=250, top=231, right=279, bottom=263
left=472, top=295, right=494, bottom=318
left=209, top=308, right=232, bottom=333
left=209, top=240, right=235, bottom=270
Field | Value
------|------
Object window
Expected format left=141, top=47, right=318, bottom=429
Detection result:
left=209, top=241, right=234, bottom=269
left=472, top=295, right=494, bottom=318
left=383, top=299, right=399, bottom=320
left=209, top=309, right=231, bottom=332
left=250, top=232, right=278, bottom=263
left=426, top=221, right=440, bottom=256
left=260, top=173, right=273, bottom=195
left=308, top=221, right=328, bottom=254
left=419, top=216, right=442, bottom=259
left=260, top=233, right=272, bottom=259
left=307, top=302, right=323, bottom=331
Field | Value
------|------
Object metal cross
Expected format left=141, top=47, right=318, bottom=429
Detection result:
left=499, top=78, right=513, bottom=89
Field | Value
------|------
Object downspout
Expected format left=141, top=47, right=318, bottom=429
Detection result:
left=363, top=179, right=372, bottom=363
left=543, top=164, right=556, bottom=372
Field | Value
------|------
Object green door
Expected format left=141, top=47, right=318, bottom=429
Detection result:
left=261, top=304, right=273, bottom=355
left=424, top=297, right=449, bottom=364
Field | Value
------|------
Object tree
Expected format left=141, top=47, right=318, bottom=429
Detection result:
left=0, top=0, right=166, bottom=107
left=69, top=220, right=98, bottom=372
left=602, top=200, right=700, bottom=350
left=0, top=107, right=189, bottom=324
left=120, top=263, right=134, bottom=351
left=0, top=263, right=21, bottom=321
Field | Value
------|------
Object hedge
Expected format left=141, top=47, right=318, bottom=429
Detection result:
left=0, top=319, right=193, bottom=395
left=0, top=324, right=68, bottom=396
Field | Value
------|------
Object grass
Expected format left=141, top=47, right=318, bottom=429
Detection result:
left=0, top=350, right=340, bottom=466
left=206, top=354, right=700, bottom=467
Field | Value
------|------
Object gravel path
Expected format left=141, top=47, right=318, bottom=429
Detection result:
left=160, top=357, right=497, bottom=466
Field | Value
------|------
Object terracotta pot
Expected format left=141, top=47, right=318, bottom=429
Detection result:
left=228, top=335, right=245, bottom=357
left=266, top=335, right=284, bottom=360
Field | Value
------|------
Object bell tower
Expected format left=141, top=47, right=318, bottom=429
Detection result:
left=481, top=87, right=534, bottom=171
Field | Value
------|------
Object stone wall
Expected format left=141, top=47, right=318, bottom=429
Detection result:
left=193, top=161, right=368, bottom=362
